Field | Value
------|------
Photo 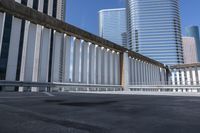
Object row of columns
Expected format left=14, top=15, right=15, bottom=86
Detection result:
left=128, top=57, right=165, bottom=85
left=60, top=36, right=121, bottom=85
left=171, top=67, right=200, bottom=85
left=0, top=11, right=168, bottom=91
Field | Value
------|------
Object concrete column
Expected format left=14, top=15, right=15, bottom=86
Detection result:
left=195, top=67, right=199, bottom=85
left=96, top=46, right=102, bottom=84
left=94, top=45, right=97, bottom=84
left=181, top=69, right=185, bottom=85
left=154, top=66, right=158, bottom=85
left=120, top=52, right=129, bottom=91
left=109, top=51, right=114, bottom=85
left=150, top=64, right=154, bottom=85
left=89, top=44, right=95, bottom=84
left=171, top=69, right=176, bottom=85
left=104, top=49, right=109, bottom=84
left=141, top=62, right=145, bottom=85
left=113, top=52, right=116, bottom=85
left=198, top=68, right=200, bottom=85
left=192, top=68, right=196, bottom=85
left=22, top=23, right=40, bottom=92
left=148, top=64, right=152, bottom=85
left=32, top=25, right=42, bottom=83
left=72, top=38, right=81, bottom=83
left=38, top=27, right=51, bottom=83
left=132, top=59, right=135, bottom=85
left=176, top=70, right=180, bottom=85
left=116, top=53, right=120, bottom=85
left=142, top=62, right=147, bottom=85
left=101, top=48, right=105, bottom=84
left=51, top=31, right=62, bottom=83
left=143, top=62, right=147, bottom=85
left=134, top=59, right=138, bottom=85
left=19, top=21, right=30, bottom=92
left=114, top=53, right=120, bottom=85
left=186, top=69, right=191, bottom=85
left=0, top=13, right=5, bottom=55
left=6, top=17, right=22, bottom=82
left=81, top=41, right=89, bottom=84
left=155, top=66, right=159, bottom=85
left=107, top=50, right=111, bottom=84
left=138, top=60, right=142, bottom=85
left=23, top=23, right=37, bottom=82
left=154, top=66, right=157, bottom=85
left=62, top=35, right=72, bottom=83
left=189, top=67, right=193, bottom=85
left=128, top=57, right=132, bottom=85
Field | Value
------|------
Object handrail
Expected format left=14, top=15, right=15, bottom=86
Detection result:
left=0, top=80, right=122, bottom=88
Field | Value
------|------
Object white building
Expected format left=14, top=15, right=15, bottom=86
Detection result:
left=182, top=37, right=198, bottom=64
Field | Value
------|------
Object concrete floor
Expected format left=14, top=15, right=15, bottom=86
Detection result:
left=0, top=92, right=200, bottom=133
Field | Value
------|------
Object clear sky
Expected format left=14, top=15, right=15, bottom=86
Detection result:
left=66, top=0, right=200, bottom=36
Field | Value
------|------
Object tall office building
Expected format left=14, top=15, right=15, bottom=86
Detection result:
left=0, top=0, right=66, bottom=91
left=182, top=37, right=198, bottom=64
left=99, top=8, right=127, bottom=48
left=126, top=0, right=184, bottom=65
left=186, top=26, right=200, bottom=62
left=14, top=0, right=66, bottom=20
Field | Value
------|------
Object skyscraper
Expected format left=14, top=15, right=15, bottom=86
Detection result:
left=15, top=0, right=66, bottom=20
left=186, top=26, right=200, bottom=62
left=126, top=0, right=184, bottom=65
left=0, top=0, right=66, bottom=91
left=99, top=8, right=127, bottom=48
left=182, top=37, right=198, bottom=64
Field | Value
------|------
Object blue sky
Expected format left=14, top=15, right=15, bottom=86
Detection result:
left=66, top=0, right=200, bottom=36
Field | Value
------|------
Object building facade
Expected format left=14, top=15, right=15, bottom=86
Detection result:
left=0, top=0, right=66, bottom=91
left=182, top=37, right=198, bottom=64
left=186, top=26, right=200, bottom=62
left=126, top=0, right=184, bottom=65
left=99, top=8, right=127, bottom=48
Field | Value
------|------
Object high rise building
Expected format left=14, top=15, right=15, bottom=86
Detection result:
left=0, top=0, right=66, bottom=91
left=99, top=8, right=127, bottom=48
left=185, top=26, right=200, bottom=62
left=15, top=0, right=66, bottom=20
left=182, top=37, right=198, bottom=64
left=126, top=0, right=184, bottom=65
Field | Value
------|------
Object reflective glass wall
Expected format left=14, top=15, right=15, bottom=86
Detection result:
left=127, top=0, right=184, bottom=65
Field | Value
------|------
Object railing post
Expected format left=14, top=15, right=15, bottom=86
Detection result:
left=120, top=52, right=129, bottom=91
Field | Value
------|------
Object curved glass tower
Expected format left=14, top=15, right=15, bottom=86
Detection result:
left=127, top=0, right=184, bottom=65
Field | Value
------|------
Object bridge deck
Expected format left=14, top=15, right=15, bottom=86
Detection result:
left=0, top=92, right=200, bottom=133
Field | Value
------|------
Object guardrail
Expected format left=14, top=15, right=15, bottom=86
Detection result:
left=0, top=81, right=123, bottom=92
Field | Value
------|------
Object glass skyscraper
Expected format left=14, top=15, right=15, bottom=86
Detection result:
left=186, top=26, right=200, bottom=62
left=99, top=8, right=127, bottom=48
left=126, top=0, right=184, bottom=65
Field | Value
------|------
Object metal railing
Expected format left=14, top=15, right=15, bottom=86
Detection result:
left=0, top=81, right=123, bottom=92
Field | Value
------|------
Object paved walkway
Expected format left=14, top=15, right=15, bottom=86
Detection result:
left=0, top=92, right=200, bottom=133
